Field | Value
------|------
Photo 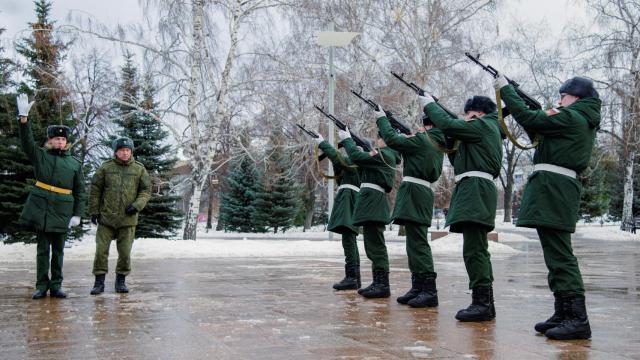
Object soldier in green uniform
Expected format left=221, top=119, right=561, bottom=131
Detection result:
left=15, top=94, right=86, bottom=299
left=88, top=137, right=151, bottom=295
left=337, top=128, right=400, bottom=298
left=419, top=94, right=502, bottom=321
left=495, top=75, right=600, bottom=340
left=374, top=106, right=445, bottom=308
left=312, top=135, right=362, bottom=290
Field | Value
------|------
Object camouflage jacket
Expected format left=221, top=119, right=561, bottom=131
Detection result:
left=88, top=157, right=151, bottom=228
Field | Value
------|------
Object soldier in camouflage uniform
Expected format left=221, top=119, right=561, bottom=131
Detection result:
left=312, top=135, right=362, bottom=290
left=338, top=128, right=400, bottom=299
left=15, top=94, right=86, bottom=299
left=495, top=75, right=600, bottom=340
left=88, top=137, right=151, bottom=295
left=374, top=106, right=445, bottom=308
left=420, top=94, right=502, bottom=322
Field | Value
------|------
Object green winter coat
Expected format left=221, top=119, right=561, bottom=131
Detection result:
left=341, top=137, right=400, bottom=226
left=377, top=116, right=445, bottom=226
left=424, top=103, right=502, bottom=232
left=88, top=158, right=151, bottom=229
left=501, top=85, right=602, bottom=232
left=319, top=141, right=361, bottom=235
left=18, top=121, right=86, bottom=233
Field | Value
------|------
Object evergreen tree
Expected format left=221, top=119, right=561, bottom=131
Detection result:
left=254, top=137, right=301, bottom=233
left=219, top=155, right=262, bottom=232
left=111, top=54, right=182, bottom=238
left=2, top=1, right=76, bottom=243
left=579, top=145, right=612, bottom=220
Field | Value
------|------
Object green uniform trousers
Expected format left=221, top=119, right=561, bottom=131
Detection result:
left=462, top=224, right=494, bottom=289
left=36, top=231, right=66, bottom=291
left=92, top=224, right=136, bottom=276
left=342, top=232, right=360, bottom=266
left=363, top=224, right=389, bottom=272
left=405, top=223, right=435, bottom=275
left=537, top=227, right=585, bottom=296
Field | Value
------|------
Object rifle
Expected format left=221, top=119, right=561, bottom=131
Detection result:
left=349, top=90, right=412, bottom=135
left=464, top=52, right=540, bottom=150
left=464, top=52, right=542, bottom=111
left=313, top=105, right=372, bottom=152
left=390, top=71, right=458, bottom=119
left=296, top=123, right=328, bottom=161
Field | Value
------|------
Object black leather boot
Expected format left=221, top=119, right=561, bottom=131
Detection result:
left=49, top=288, right=67, bottom=298
left=90, top=274, right=106, bottom=295
left=115, top=274, right=129, bottom=293
left=32, top=289, right=47, bottom=300
left=333, top=264, right=361, bottom=290
left=408, top=275, right=438, bottom=308
left=545, top=295, right=591, bottom=340
left=360, top=271, right=390, bottom=299
left=535, top=293, right=564, bottom=333
left=455, top=286, right=495, bottom=321
left=397, top=273, right=421, bottom=305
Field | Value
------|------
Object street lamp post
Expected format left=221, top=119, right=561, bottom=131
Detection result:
left=316, top=23, right=359, bottom=240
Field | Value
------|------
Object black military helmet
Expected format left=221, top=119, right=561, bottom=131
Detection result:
left=47, top=125, right=71, bottom=139
left=112, top=136, right=134, bottom=152
left=464, top=96, right=497, bottom=114
left=559, top=77, right=599, bottom=99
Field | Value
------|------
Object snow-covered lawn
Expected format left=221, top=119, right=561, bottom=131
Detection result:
left=0, top=232, right=519, bottom=263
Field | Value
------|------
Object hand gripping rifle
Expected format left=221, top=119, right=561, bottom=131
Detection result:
left=464, top=52, right=540, bottom=149
left=349, top=90, right=412, bottom=135
left=313, top=105, right=372, bottom=152
left=296, top=124, right=328, bottom=162
left=390, top=71, right=459, bottom=120
left=389, top=72, right=459, bottom=154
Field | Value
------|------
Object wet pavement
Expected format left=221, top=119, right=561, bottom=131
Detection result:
left=1, top=232, right=639, bottom=359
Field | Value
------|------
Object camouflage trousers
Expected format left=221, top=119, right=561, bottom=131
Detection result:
left=92, top=224, right=136, bottom=276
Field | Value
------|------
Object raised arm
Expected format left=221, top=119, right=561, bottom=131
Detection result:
left=424, top=103, right=484, bottom=142
left=376, top=116, right=422, bottom=152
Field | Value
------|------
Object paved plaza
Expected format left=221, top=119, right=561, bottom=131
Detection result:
left=0, top=230, right=638, bottom=359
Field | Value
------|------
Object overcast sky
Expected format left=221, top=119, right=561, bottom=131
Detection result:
left=1, top=0, right=588, bottom=45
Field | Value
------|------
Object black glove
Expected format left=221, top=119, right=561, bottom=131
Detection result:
left=91, top=214, right=99, bottom=225
left=125, top=205, right=138, bottom=215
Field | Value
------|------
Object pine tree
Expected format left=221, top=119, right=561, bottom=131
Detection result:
left=579, top=145, right=612, bottom=220
left=2, top=1, right=76, bottom=243
left=253, top=137, right=301, bottom=233
left=110, top=54, right=182, bottom=238
left=219, top=155, right=262, bottom=232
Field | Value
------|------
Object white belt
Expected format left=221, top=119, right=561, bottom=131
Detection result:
left=533, top=163, right=576, bottom=179
left=455, top=171, right=494, bottom=183
left=360, top=183, right=384, bottom=192
left=337, top=184, right=360, bottom=192
left=402, top=176, right=432, bottom=188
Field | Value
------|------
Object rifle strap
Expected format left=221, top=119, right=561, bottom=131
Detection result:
left=424, top=131, right=459, bottom=154
left=376, top=147, right=400, bottom=171
left=495, top=88, right=539, bottom=150
left=314, top=144, right=341, bottom=180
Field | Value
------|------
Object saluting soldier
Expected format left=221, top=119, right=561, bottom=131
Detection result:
left=88, top=137, right=151, bottom=295
left=495, top=75, right=600, bottom=340
left=374, top=106, right=445, bottom=308
left=16, top=94, right=86, bottom=300
left=419, top=94, right=502, bottom=321
left=337, top=128, right=400, bottom=299
left=312, top=135, right=362, bottom=290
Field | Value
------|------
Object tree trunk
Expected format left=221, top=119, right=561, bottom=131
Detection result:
left=621, top=151, right=635, bottom=231
left=206, top=176, right=214, bottom=232
left=181, top=0, right=205, bottom=240
left=303, top=179, right=316, bottom=231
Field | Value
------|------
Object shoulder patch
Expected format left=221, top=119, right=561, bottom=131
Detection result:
left=545, top=108, right=561, bottom=116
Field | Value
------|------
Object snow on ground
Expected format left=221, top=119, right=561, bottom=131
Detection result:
left=0, top=232, right=519, bottom=263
